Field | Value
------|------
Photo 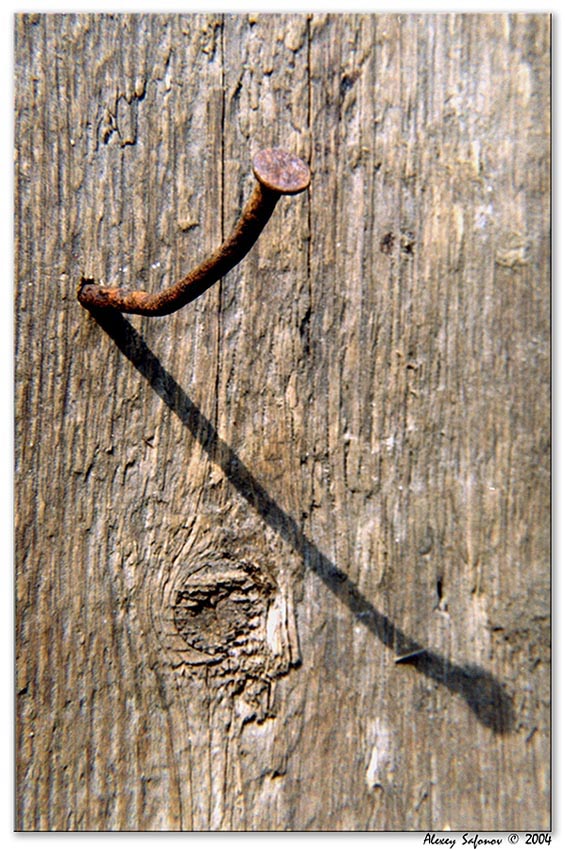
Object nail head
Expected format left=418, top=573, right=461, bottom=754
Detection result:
left=252, top=148, right=311, bottom=195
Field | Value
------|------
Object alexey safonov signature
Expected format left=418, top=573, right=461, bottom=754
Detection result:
left=424, top=835, right=504, bottom=850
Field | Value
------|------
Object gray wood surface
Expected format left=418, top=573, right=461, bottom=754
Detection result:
left=15, top=13, right=550, bottom=831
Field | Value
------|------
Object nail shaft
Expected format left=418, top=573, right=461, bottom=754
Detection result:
left=77, top=149, right=310, bottom=317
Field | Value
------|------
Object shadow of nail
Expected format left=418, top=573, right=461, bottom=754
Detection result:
left=87, top=307, right=515, bottom=735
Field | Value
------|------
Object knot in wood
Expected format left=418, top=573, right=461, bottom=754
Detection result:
left=172, top=560, right=276, bottom=661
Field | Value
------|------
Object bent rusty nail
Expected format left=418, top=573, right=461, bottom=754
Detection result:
left=77, top=148, right=311, bottom=317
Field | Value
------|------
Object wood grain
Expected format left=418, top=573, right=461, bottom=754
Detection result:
left=15, top=13, right=550, bottom=830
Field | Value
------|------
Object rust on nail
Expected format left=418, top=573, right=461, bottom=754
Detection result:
left=77, top=148, right=311, bottom=317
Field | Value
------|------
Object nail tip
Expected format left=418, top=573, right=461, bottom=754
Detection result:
left=77, top=277, right=94, bottom=301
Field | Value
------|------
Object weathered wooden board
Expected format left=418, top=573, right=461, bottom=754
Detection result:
left=15, top=13, right=550, bottom=831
